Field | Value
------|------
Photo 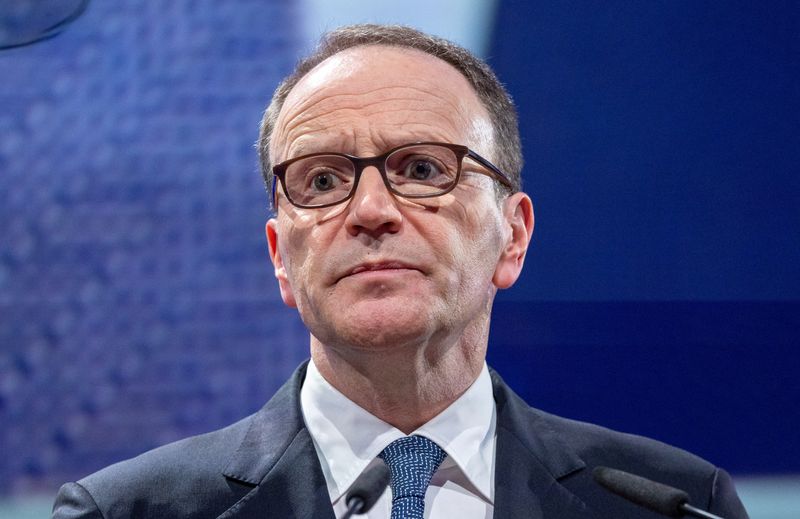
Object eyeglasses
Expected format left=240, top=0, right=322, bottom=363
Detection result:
left=272, top=142, right=513, bottom=209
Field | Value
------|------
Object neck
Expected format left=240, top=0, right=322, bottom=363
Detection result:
left=310, top=319, right=489, bottom=434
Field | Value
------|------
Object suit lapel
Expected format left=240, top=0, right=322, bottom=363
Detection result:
left=217, top=362, right=335, bottom=519
left=218, top=428, right=334, bottom=519
left=491, top=370, right=599, bottom=519
left=214, top=363, right=599, bottom=518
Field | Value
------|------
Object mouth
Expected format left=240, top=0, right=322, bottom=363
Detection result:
left=340, top=261, right=421, bottom=281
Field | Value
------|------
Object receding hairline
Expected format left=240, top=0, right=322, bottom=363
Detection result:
left=288, top=43, right=483, bottom=97
left=269, top=43, right=495, bottom=162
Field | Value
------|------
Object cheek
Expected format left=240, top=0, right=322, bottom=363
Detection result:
left=282, top=220, right=344, bottom=305
left=457, top=210, right=506, bottom=283
left=278, top=220, right=316, bottom=288
left=427, top=210, right=503, bottom=289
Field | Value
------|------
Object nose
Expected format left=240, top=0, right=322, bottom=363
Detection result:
left=344, top=166, right=402, bottom=237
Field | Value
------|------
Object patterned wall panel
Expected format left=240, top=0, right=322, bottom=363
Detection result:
left=0, top=0, right=307, bottom=494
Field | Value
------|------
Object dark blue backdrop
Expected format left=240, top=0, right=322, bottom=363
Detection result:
left=487, top=0, right=799, bottom=474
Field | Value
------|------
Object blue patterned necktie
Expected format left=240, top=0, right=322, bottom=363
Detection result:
left=379, top=435, right=447, bottom=519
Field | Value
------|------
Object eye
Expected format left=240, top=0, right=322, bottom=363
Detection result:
left=404, top=159, right=440, bottom=181
left=310, top=170, right=340, bottom=192
left=301, top=164, right=351, bottom=193
left=385, top=145, right=459, bottom=191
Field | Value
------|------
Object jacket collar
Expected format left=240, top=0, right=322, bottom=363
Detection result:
left=491, top=369, right=597, bottom=518
left=221, top=362, right=309, bottom=484
left=219, top=362, right=335, bottom=518
left=217, top=362, right=595, bottom=518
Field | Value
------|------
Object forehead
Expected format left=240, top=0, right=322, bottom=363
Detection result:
left=271, top=45, right=493, bottom=161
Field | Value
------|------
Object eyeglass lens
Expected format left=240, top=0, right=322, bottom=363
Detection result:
left=282, top=144, right=461, bottom=207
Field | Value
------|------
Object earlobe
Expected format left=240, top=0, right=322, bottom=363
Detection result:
left=492, top=192, right=534, bottom=289
left=266, top=219, right=298, bottom=308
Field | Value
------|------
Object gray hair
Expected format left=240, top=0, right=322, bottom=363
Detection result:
left=258, top=24, right=523, bottom=204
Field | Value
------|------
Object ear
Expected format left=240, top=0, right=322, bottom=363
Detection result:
left=266, top=219, right=298, bottom=308
left=493, top=192, right=534, bottom=289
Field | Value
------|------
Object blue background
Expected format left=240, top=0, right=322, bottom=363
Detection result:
left=487, top=0, right=799, bottom=476
left=0, top=0, right=797, bottom=506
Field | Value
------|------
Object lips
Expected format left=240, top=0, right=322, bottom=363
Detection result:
left=341, top=261, right=420, bottom=280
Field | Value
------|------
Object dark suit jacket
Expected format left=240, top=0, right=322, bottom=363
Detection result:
left=53, top=363, right=748, bottom=518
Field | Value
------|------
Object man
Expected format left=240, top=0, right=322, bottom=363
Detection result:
left=53, top=24, right=748, bottom=518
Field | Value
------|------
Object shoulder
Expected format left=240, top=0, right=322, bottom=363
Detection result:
left=532, top=409, right=748, bottom=517
left=537, top=406, right=716, bottom=481
left=490, top=368, right=716, bottom=480
left=52, top=364, right=310, bottom=519
left=490, top=370, right=748, bottom=517
left=53, top=414, right=256, bottom=519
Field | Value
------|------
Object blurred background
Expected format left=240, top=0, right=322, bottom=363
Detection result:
left=0, top=0, right=797, bottom=517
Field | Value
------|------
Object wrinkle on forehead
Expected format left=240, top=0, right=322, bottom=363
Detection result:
left=271, top=45, right=494, bottom=162
left=278, top=89, right=475, bottom=159
left=284, top=84, right=466, bottom=131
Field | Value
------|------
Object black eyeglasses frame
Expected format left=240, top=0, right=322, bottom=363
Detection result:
left=271, top=141, right=514, bottom=209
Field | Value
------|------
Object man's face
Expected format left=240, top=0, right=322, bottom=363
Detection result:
left=267, top=45, right=531, bottom=353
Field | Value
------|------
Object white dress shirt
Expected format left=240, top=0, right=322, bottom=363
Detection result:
left=300, top=359, right=497, bottom=518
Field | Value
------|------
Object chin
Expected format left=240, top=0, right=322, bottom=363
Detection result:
left=329, top=307, right=436, bottom=351
left=303, top=289, right=452, bottom=350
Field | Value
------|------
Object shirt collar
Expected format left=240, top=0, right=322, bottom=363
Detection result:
left=300, top=359, right=496, bottom=504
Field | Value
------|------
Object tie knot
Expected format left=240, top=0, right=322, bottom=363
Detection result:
left=379, top=436, right=446, bottom=518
